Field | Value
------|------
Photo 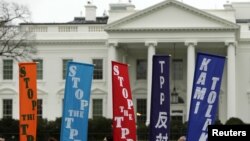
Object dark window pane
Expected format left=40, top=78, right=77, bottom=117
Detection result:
left=37, top=99, right=43, bottom=118
left=33, top=59, right=43, bottom=79
left=136, top=99, right=147, bottom=124
left=93, top=59, right=103, bottom=80
left=93, top=99, right=103, bottom=118
left=136, top=59, right=147, bottom=80
left=63, top=59, right=73, bottom=79
left=3, top=60, right=13, bottom=80
left=3, top=99, right=13, bottom=118
left=172, top=59, right=183, bottom=80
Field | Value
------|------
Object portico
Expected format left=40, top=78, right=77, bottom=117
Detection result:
left=105, top=0, right=239, bottom=123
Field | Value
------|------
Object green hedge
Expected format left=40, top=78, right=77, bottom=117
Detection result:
left=225, top=117, right=245, bottom=125
left=0, top=117, right=112, bottom=141
left=2, top=117, right=244, bottom=140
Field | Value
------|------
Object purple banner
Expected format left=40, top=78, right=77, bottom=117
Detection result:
left=149, top=55, right=170, bottom=141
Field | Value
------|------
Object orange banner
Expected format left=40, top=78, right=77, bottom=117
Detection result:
left=19, top=63, right=37, bottom=141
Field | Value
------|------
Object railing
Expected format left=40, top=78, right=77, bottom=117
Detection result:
left=23, top=25, right=105, bottom=33
left=28, top=26, right=48, bottom=32
left=58, top=26, right=78, bottom=32
left=88, top=26, right=104, bottom=32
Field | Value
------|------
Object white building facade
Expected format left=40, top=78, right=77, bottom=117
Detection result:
left=1, top=0, right=250, bottom=124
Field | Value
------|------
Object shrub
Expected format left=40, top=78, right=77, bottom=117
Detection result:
left=137, top=122, right=149, bottom=140
left=214, top=119, right=223, bottom=125
left=170, top=120, right=187, bottom=140
left=88, top=117, right=112, bottom=141
left=225, top=117, right=244, bottom=125
left=0, top=118, right=19, bottom=140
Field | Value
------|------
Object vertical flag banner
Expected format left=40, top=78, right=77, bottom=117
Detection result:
left=19, top=63, right=37, bottom=141
left=112, top=61, right=136, bottom=141
left=187, top=53, right=225, bottom=141
left=60, top=62, right=94, bottom=141
left=150, top=55, right=170, bottom=141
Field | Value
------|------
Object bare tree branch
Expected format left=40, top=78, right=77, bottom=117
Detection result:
left=0, top=0, right=36, bottom=60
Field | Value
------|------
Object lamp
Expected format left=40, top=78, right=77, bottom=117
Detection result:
left=171, top=88, right=178, bottom=104
left=171, top=43, right=179, bottom=104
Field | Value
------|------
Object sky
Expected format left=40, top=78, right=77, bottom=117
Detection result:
left=8, top=0, right=250, bottom=23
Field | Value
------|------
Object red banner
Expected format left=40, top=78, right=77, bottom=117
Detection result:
left=19, top=63, right=37, bottom=141
left=112, top=61, right=136, bottom=141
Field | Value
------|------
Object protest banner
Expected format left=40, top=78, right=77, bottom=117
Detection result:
left=149, top=55, right=170, bottom=141
left=112, top=61, right=136, bottom=141
left=60, top=62, right=94, bottom=141
left=187, top=53, right=225, bottom=141
left=19, top=63, right=37, bottom=141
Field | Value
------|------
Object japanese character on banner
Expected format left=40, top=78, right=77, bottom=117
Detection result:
left=156, top=133, right=168, bottom=141
left=155, top=112, right=168, bottom=129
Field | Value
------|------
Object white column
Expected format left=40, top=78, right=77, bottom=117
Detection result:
left=145, top=41, right=157, bottom=126
left=226, top=42, right=236, bottom=119
left=107, top=41, right=117, bottom=119
left=185, top=41, right=196, bottom=121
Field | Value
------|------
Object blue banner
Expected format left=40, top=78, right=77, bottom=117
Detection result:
left=60, top=62, right=94, bottom=141
left=150, top=55, right=170, bottom=141
left=187, top=53, right=225, bottom=141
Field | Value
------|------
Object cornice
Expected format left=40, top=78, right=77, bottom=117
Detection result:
left=34, top=39, right=107, bottom=45
left=106, top=27, right=238, bottom=32
left=239, top=39, right=250, bottom=43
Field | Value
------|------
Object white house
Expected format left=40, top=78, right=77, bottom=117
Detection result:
left=1, top=0, right=250, bottom=125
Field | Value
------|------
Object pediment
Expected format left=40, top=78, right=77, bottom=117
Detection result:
left=0, top=88, right=17, bottom=95
left=91, top=88, right=106, bottom=94
left=132, top=88, right=147, bottom=94
left=57, top=88, right=65, bottom=95
left=38, top=89, right=48, bottom=95
left=106, top=0, right=238, bottom=31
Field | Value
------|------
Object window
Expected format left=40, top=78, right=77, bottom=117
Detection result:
left=33, top=59, right=43, bottom=80
left=3, top=99, right=12, bottom=118
left=136, top=59, right=147, bottom=80
left=37, top=99, right=43, bottom=118
left=136, top=99, right=147, bottom=124
left=3, top=60, right=13, bottom=80
left=93, top=59, right=103, bottom=80
left=172, top=59, right=183, bottom=80
left=62, top=59, right=73, bottom=79
left=171, top=110, right=183, bottom=123
left=171, top=115, right=183, bottom=123
left=92, top=99, right=103, bottom=118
